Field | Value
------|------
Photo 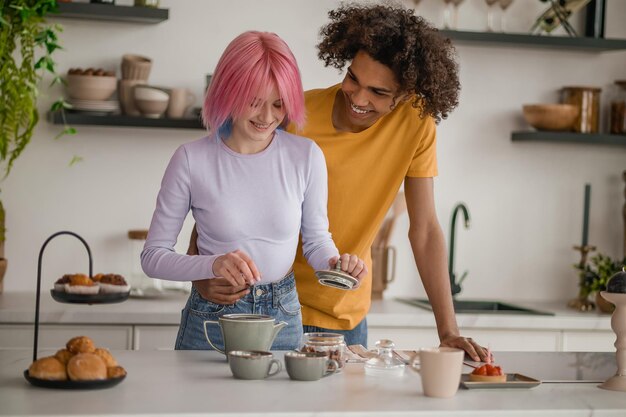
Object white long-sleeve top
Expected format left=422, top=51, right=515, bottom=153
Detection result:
left=141, top=130, right=339, bottom=284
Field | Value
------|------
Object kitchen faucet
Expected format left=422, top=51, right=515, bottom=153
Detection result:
left=449, top=202, right=470, bottom=297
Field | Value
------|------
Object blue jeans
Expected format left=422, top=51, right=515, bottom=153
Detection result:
left=302, top=317, right=368, bottom=347
left=175, top=272, right=303, bottom=350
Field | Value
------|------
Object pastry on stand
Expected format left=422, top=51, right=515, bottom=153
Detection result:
left=24, top=231, right=128, bottom=389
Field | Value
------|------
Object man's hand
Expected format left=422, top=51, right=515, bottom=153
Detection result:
left=439, top=333, right=490, bottom=362
left=330, top=253, right=368, bottom=283
left=193, top=278, right=250, bottom=305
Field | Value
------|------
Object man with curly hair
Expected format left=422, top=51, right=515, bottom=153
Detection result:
left=190, top=3, right=488, bottom=361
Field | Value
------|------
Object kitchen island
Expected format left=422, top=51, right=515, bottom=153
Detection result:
left=0, top=291, right=614, bottom=351
left=1, top=350, right=625, bottom=416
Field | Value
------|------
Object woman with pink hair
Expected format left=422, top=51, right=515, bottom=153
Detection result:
left=141, top=31, right=367, bottom=350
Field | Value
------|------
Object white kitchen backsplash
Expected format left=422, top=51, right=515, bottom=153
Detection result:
left=2, top=0, right=625, bottom=304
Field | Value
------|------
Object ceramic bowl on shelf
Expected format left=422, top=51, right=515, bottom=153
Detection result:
left=134, top=86, right=169, bottom=118
left=522, top=104, right=579, bottom=131
left=66, top=74, right=117, bottom=101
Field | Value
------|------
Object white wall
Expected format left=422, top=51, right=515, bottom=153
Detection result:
left=3, top=0, right=625, bottom=302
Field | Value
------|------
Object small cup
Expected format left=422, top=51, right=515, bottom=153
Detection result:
left=166, top=87, right=196, bottom=119
left=227, top=350, right=282, bottom=380
left=409, top=347, right=464, bottom=398
left=285, top=351, right=339, bottom=381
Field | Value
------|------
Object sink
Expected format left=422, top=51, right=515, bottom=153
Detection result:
left=396, top=298, right=554, bottom=316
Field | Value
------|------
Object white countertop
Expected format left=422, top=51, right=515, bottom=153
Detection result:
left=0, top=350, right=625, bottom=417
left=0, top=291, right=612, bottom=331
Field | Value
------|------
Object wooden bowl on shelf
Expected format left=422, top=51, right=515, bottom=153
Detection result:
left=522, top=104, right=579, bottom=132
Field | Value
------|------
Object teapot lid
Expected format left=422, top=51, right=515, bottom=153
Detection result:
left=364, top=339, right=405, bottom=377
left=221, top=314, right=274, bottom=322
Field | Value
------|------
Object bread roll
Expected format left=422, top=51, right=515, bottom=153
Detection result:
left=54, top=348, right=74, bottom=365
left=94, top=347, right=117, bottom=367
left=66, top=336, right=96, bottom=354
left=67, top=353, right=107, bottom=381
left=28, top=356, right=67, bottom=381
left=107, top=366, right=127, bottom=379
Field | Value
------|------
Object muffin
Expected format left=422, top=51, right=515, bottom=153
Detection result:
left=94, top=273, right=130, bottom=294
left=54, top=274, right=72, bottom=292
left=64, top=274, right=99, bottom=294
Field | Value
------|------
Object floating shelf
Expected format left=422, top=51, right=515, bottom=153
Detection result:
left=53, top=2, right=168, bottom=24
left=48, top=111, right=204, bottom=130
left=511, top=131, right=626, bottom=146
left=441, top=30, right=626, bottom=52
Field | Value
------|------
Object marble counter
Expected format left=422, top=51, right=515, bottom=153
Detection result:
left=1, top=350, right=625, bottom=417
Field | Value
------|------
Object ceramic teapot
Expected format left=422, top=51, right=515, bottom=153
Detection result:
left=203, top=314, right=287, bottom=354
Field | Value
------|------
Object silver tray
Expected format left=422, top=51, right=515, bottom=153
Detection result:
left=460, top=373, right=541, bottom=389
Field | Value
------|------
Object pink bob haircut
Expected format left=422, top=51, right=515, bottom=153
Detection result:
left=202, top=31, right=305, bottom=134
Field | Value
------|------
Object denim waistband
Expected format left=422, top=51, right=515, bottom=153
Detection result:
left=244, top=271, right=295, bottom=303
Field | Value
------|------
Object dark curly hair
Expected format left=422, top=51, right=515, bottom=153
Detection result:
left=317, top=2, right=460, bottom=123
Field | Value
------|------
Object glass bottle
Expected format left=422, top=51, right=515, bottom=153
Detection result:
left=301, top=332, right=347, bottom=370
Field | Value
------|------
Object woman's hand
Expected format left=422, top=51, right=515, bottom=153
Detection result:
left=330, top=253, right=368, bottom=283
left=213, top=250, right=260, bottom=286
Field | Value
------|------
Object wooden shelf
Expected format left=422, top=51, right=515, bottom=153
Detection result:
left=48, top=111, right=204, bottom=130
left=511, top=131, right=626, bottom=146
left=53, top=2, right=168, bottom=24
left=440, top=30, right=626, bottom=52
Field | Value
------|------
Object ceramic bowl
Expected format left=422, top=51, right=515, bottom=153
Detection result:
left=134, top=86, right=169, bottom=118
left=522, top=104, right=579, bottom=131
left=134, top=86, right=169, bottom=101
left=66, top=74, right=117, bottom=101
left=135, top=98, right=169, bottom=118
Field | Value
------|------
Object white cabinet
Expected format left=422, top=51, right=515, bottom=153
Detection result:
left=368, top=326, right=439, bottom=349
left=562, top=331, right=615, bottom=352
left=133, top=325, right=179, bottom=350
left=461, top=329, right=561, bottom=352
left=0, top=324, right=132, bottom=350
left=368, top=325, right=614, bottom=352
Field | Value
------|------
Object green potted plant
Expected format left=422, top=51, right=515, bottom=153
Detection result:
left=577, top=253, right=626, bottom=313
left=0, top=0, right=72, bottom=292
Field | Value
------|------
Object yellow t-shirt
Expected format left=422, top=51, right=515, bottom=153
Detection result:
left=288, top=84, right=438, bottom=330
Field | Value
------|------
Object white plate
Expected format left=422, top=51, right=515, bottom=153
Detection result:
left=69, top=99, right=119, bottom=112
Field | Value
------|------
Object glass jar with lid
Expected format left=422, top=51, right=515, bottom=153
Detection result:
left=610, top=80, right=626, bottom=135
left=128, top=229, right=163, bottom=297
left=561, top=86, right=601, bottom=133
left=301, top=332, right=346, bottom=370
